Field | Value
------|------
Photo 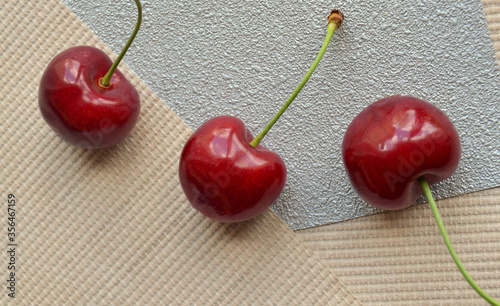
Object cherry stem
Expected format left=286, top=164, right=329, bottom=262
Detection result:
left=418, top=177, right=500, bottom=306
left=99, top=0, right=142, bottom=88
left=249, top=10, right=343, bottom=148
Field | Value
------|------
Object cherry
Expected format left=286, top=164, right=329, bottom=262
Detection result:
left=342, top=95, right=461, bottom=210
left=179, top=116, right=287, bottom=222
left=179, top=10, right=344, bottom=222
left=342, top=95, right=499, bottom=305
left=38, top=0, right=142, bottom=149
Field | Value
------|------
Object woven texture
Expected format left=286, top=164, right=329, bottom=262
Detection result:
left=0, top=0, right=360, bottom=304
left=298, top=188, right=500, bottom=305
left=298, top=2, right=500, bottom=304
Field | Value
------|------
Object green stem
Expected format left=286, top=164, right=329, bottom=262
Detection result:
left=99, top=0, right=142, bottom=88
left=249, top=10, right=343, bottom=148
left=418, top=177, right=500, bottom=306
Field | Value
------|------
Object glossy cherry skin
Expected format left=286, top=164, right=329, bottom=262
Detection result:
left=39, top=46, right=140, bottom=149
left=342, top=96, right=461, bottom=210
left=179, top=116, right=287, bottom=222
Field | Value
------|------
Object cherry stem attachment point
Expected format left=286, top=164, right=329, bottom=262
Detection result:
left=418, top=177, right=500, bottom=306
left=249, top=10, right=343, bottom=148
left=99, top=0, right=142, bottom=88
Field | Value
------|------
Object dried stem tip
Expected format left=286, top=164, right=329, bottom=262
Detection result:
left=328, top=9, right=344, bottom=27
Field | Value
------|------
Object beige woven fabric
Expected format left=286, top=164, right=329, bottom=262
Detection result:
left=0, top=0, right=360, bottom=304
left=298, top=3, right=500, bottom=305
left=484, top=0, right=500, bottom=59
left=299, top=188, right=500, bottom=305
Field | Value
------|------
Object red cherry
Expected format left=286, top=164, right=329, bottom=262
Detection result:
left=342, top=96, right=500, bottom=304
left=38, top=0, right=142, bottom=149
left=179, top=116, right=287, bottom=222
left=39, top=46, right=140, bottom=149
left=179, top=10, right=344, bottom=222
left=342, top=95, right=461, bottom=210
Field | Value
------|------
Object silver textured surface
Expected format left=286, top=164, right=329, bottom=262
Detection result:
left=62, top=0, right=500, bottom=230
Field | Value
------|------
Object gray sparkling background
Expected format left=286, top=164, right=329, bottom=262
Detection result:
left=62, top=0, right=500, bottom=230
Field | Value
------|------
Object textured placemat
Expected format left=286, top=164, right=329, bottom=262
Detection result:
left=298, top=187, right=500, bottom=305
left=0, top=0, right=360, bottom=304
left=298, top=3, right=500, bottom=302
